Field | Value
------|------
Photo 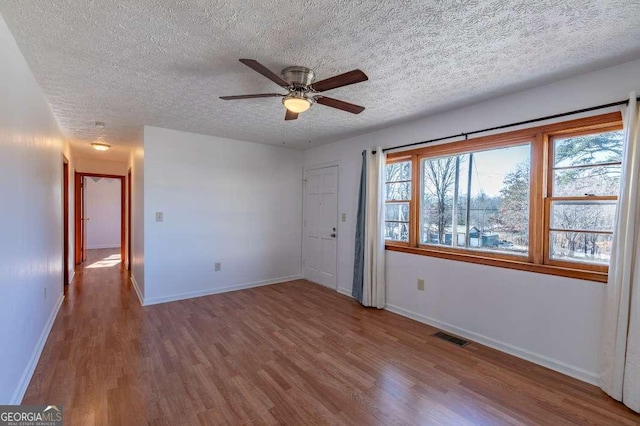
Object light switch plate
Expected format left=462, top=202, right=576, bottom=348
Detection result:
left=155, top=212, right=163, bottom=222
left=214, top=262, right=221, bottom=272
left=341, top=213, right=347, bottom=222
left=417, top=279, right=425, bottom=291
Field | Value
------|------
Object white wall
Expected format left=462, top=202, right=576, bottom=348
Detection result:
left=129, top=138, right=145, bottom=302
left=142, top=126, right=303, bottom=304
left=85, top=177, right=121, bottom=249
left=75, top=157, right=127, bottom=176
left=303, top=58, right=640, bottom=385
left=0, top=13, right=66, bottom=403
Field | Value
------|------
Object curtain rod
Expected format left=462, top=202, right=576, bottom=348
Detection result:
left=374, top=97, right=637, bottom=154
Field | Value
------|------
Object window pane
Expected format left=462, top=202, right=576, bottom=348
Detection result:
left=554, top=130, right=623, bottom=168
left=420, top=155, right=460, bottom=245
left=386, top=161, right=411, bottom=182
left=385, top=203, right=409, bottom=222
left=385, top=161, right=412, bottom=242
left=550, top=128, right=621, bottom=268
left=549, top=231, right=612, bottom=265
left=420, top=145, right=530, bottom=256
left=471, top=145, right=530, bottom=255
left=553, top=165, right=621, bottom=197
left=386, top=182, right=411, bottom=200
left=385, top=222, right=409, bottom=242
left=551, top=200, right=617, bottom=231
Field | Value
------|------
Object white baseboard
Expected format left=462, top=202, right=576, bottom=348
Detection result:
left=130, top=274, right=144, bottom=306
left=143, top=275, right=303, bottom=306
left=337, top=287, right=353, bottom=298
left=384, top=303, right=599, bottom=386
left=86, top=244, right=120, bottom=250
left=11, top=293, right=64, bottom=404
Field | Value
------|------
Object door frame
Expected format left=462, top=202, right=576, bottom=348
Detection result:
left=302, top=163, right=340, bottom=290
left=62, top=156, right=69, bottom=285
left=74, top=172, right=126, bottom=264
left=127, top=168, right=132, bottom=271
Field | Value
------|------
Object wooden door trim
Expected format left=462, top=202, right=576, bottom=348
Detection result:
left=74, top=172, right=82, bottom=265
left=63, top=156, right=69, bottom=284
left=74, top=172, right=126, bottom=265
left=127, top=168, right=132, bottom=271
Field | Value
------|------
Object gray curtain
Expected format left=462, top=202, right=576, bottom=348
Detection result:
left=352, top=150, right=367, bottom=302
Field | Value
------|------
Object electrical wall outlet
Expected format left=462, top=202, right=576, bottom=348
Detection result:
left=417, top=278, right=425, bottom=291
left=214, top=262, right=221, bottom=272
left=155, top=212, right=164, bottom=222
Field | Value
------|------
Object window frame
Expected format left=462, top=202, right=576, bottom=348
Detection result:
left=544, top=124, right=622, bottom=273
left=384, top=157, right=413, bottom=245
left=416, top=136, right=534, bottom=262
left=385, top=112, right=623, bottom=283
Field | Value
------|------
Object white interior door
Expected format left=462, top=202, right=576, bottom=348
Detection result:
left=303, top=166, right=338, bottom=290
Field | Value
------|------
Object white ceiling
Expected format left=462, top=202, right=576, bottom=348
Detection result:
left=2, top=0, right=640, bottom=154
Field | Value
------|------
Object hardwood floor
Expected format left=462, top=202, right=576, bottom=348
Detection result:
left=24, top=249, right=639, bottom=425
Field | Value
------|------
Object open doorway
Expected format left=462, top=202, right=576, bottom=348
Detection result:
left=74, top=173, right=126, bottom=267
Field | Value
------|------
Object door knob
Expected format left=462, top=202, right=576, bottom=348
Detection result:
left=331, top=233, right=336, bottom=238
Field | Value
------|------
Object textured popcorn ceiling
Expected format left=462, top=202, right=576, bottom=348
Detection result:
left=2, top=0, right=640, bottom=156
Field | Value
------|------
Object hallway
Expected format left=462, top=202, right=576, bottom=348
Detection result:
left=23, top=248, right=139, bottom=423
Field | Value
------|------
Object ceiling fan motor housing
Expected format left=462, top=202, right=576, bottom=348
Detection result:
left=281, top=66, right=315, bottom=88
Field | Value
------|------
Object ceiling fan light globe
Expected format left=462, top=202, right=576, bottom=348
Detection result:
left=91, top=142, right=111, bottom=151
left=282, top=96, right=311, bottom=113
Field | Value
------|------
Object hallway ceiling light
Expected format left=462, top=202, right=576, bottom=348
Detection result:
left=91, top=121, right=110, bottom=151
left=91, top=142, right=111, bottom=151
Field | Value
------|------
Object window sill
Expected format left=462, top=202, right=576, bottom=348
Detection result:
left=385, top=244, right=608, bottom=283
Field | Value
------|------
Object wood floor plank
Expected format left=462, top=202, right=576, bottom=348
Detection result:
left=22, top=248, right=640, bottom=425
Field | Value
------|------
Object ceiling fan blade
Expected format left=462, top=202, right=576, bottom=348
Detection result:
left=315, top=96, right=365, bottom=114
left=285, top=110, right=298, bottom=121
left=311, top=69, right=368, bottom=92
left=219, top=93, right=283, bottom=100
left=239, top=59, right=290, bottom=87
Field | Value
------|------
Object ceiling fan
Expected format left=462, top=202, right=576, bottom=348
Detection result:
left=220, top=59, right=368, bottom=120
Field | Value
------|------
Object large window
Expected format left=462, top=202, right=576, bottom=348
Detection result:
left=384, top=112, right=624, bottom=282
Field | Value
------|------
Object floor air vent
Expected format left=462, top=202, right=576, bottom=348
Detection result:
left=433, top=331, right=470, bottom=347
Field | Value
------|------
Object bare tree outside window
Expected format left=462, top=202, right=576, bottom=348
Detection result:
left=422, top=157, right=457, bottom=244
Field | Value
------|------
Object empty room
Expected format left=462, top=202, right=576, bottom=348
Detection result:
left=2, top=1, right=640, bottom=425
